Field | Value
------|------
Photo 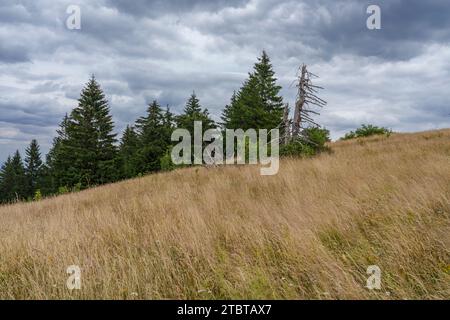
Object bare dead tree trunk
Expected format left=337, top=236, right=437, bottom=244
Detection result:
left=282, top=103, right=291, bottom=145
left=292, top=65, right=307, bottom=137
left=292, top=64, right=326, bottom=139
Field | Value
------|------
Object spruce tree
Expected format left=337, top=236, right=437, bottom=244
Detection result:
left=0, top=156, right=13, bottom=203
left=162, top=105, right=175, bottom=144
left=41, top=115, right=72, bottom=194
left=135, top=100, right=169, bottom=173
left=221, top=91, right=237, bottom=128
left=176, top=92, right=216, bottom=135
left=118, top=125, right=140, bottom=178
left=24, top=139, right=43, bottom=197
left=11, top=150, right=27, bottom=200
left=64, top=76, right=118, bottom=187
left=254, top=51, right=284, bottom=123
left=136, top=100, right=166, bottom=144
left=175, top=92, right=216, bottom=164
left=159, top=105, right=176, bottom=171
left=0, top=151, right=27, bottom=203
left=223, top=51, right=284, bottom=130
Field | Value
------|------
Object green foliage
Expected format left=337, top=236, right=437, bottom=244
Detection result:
left=118, top=125, right=140, bottom=179
left=33, top=190, right=42, bottom=201
left=222, top=51, right=284, bottom=131
left=43, top=115, right=70, bottom=193
left=24, top=139, right=43, bottom=198
left=303, top=127, right=331, bottom=152
left=280, top=127, right=331, bottom=157
left=134, top=100, right=174, bottom=173
left=176, top=92, right=216, bottom=135
left=11, top=151, right=27, bottom=197
left=0, top=156, right=15, bottom=203
left=176, top=92, right=216, bottom=164
left=58, top=186, right=69, bottom=195
left=35, top=77, right=119, bottom=193
left=0, top=151, right=27, bottom=203
left=160, top=149, right=176, bottom=172
left=57, top=76, right=118, bottom=188
left=280, top=141, right=316, bottom=157
left=342, top=124, right=392, bottom=140
left=72, top=183, right=82, bottom=192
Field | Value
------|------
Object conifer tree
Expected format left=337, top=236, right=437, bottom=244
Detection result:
left=11, top=150, right=27, bottom=199
left=176, top=92, right=216, bottom=135
left=162, top=105, right=175, bottom=144
left=223, top=51, right=284, bottom=130
left=41, top=115, right=71, bottom=194
left=118, top=125, right=140, bottom=178
left=136, top=100, right=166, bottom=144
left=175, top=92, right=216, bottom=164
left=24, top=139, right=43, bottom=197
left=0, top=151, right=27, bottom=203
left=135, top=100, right=170, bottom=173
left=221, top=91, right=237, bottom=127
left=159, top=105, right=176, bottom=171
left=63, top=76, right=118, bottom=187
left=254, top=51, right=284, bottom=120
left=0, top=156, right=13, bottom=203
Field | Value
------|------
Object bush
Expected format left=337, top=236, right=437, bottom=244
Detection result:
left=58, top=186, right=69, bottom=195
left=303, top=127, right=331, bottom=151
left=72, top=183, right=82, bottom=192
left=280, top=126, right=331, bottom=157
left=342, top=124, right=392, bottom=140
left=33, top=190, right=42, bottom=201
left=280, top=141, right=315, bottom=157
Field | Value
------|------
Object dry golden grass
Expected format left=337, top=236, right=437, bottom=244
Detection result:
left=0, top=129, right=449, bottom=300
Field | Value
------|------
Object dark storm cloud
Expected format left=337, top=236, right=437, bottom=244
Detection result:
left=0, top=0, right=449, bottom=162
left=187, top=0, right=450, bottom=61
left=315, top=0, right=450, bottom=60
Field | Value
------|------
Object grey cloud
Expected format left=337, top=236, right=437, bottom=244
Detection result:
left=0, top=44, right=30, bottom=63
left=104, top=0, right=248, bottom=17
left=186, top=0, right=450, bottom=61
left=0, top=100, right=63, bottom=127
left=0, top=2, right=31, bottom=24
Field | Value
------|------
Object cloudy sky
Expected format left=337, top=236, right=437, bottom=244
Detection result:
left=1, top=0, right=449, bottom=162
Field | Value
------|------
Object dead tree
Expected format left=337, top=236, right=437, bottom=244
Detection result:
left=291, top=64, right=327, bottom=139
left=282, top=103, right=291, bottom=145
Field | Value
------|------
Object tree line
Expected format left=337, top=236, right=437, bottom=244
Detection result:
left=0, top=51, right=329, bottom=204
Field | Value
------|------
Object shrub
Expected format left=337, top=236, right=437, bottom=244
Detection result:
left=342, top=124, right=392, bottom=140
left=280, top=141, right=315, bottom=157
left=280, top=126, right=331, bottom=157
left=33, top=190, right=42, bottom=201
left=72, top=183, right=82, bottom=192
left=303, top=127, right=331, bottom=152
left=58, top=186, right=69, bottom=195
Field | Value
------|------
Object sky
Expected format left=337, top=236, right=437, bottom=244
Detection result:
left=1, top=0, right=449, bottom=163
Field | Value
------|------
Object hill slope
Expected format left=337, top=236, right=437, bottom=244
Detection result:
left=0, top=130, right=449, bottom=299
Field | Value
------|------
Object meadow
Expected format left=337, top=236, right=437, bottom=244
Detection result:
left=0, top=129, right=449, bottom=299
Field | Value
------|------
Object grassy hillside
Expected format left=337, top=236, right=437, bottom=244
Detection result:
left=0, top=130, right=449, bottom=299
